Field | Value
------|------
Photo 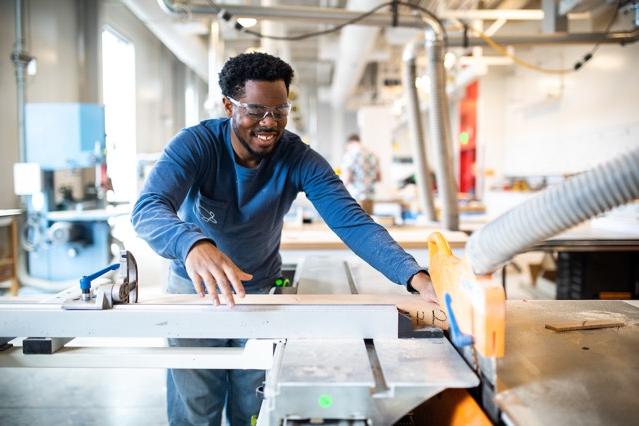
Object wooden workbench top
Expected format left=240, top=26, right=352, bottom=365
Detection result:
left=281, top=223, right=468, bottom=250
left=0, top=209, right=22, bottom=218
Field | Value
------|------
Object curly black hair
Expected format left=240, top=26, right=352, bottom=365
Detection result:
left=218, top=52, right=294, bottom=99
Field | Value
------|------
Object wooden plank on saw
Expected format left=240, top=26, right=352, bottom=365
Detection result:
left=141, top=293, right=448, bottom=329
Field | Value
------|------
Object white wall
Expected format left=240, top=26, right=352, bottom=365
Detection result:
left=315, top=101, right=358, bottom=166
left=0, top=0, right=82, bottom=209
left=100, top=1, right=207, bottom=155
left=1, top=0, right=20, bottom=209
left=477, top=41, right=639, bottom=179
left=357, top=105, right=396, bottom=198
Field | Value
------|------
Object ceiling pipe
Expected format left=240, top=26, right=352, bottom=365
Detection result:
left=158, top=1, right=583, bottom=23
left=330, top=0, right=386, bottom=107
left=126, top=0, right=209, bottom=80
left=11, top=0, right=32, bottom=163
left=157, top=0, right=639, bottom=46
left=402, top=40, right=437, bottom=222
left=423, top=25, right=460, bottom=231
left=447, top=27, right=639, bottom=46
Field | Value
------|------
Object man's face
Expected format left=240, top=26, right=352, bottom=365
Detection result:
left=223, top=80, right=288, bottom=164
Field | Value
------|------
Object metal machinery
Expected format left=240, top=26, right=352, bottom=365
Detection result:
left=18, top=103, right=112, bottom=281
left=0, top=253, right=481, bottom=425
left=259, top=257, right=479, bottom=425
left=2, top=252, right=638, bottom=425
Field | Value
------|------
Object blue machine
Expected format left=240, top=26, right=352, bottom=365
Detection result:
left=24, top=103, right=112, bottom=281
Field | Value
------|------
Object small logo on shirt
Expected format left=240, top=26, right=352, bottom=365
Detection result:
left=199, top=206, right=218, bottom=224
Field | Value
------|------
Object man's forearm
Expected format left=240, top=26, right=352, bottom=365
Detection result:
left=131, top=193, right=206, bottom=262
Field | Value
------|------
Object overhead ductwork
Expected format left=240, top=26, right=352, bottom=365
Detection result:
left=329, top=0, right=387, bottom=108
left=402, top=40, right=437, bottom=221
left=423, top=25, right=460, bottom=231
left=446, top=27, right=639, bottom=46
left=155, top=0, right=638, bottom=232
left=11, top=0, right=32, bottom=162
left=156, top=0, right=639, bottom=47
left=157, top=2, right=593, bottom=25
left=124, top=0, right=208, bottom=81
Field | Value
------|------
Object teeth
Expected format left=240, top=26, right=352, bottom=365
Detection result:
left=257, top=134, right=274, bottom=141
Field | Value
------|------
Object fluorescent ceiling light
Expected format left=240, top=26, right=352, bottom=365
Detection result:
left=237, top=18, right=257, bottom=28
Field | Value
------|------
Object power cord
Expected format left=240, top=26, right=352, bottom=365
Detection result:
left=208, top=0, right=445, bottom=42
left=467, top=1, right=620, bottom=74
left=205, top=0, right=623, bottom=74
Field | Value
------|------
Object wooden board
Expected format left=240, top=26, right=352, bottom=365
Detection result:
left=545, top=319, right=625, bottom=332
left=141, top=293, right=448, bottom=329
left=280, top=224, right=468, bottom=250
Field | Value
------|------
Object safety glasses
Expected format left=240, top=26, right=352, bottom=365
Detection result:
left=227, top=96, right=292, bottom=121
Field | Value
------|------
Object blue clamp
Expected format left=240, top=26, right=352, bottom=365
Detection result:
left=80, top=263, right=120, bottom=295
left=444, top=293, right=474, bottom=348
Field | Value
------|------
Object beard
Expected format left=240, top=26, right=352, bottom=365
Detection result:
left=232, top=121, right=264, bottom=162
left=231, top=118, right=280, bottom=163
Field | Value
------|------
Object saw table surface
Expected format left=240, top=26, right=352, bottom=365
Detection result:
left=497, top=300, right=639, bottom=426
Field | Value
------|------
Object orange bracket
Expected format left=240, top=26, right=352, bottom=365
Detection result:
left=428, top=232, right=505, bottom=358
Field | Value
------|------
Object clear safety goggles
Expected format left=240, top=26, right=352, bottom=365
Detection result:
left=227, top=96, right=292, bottom=121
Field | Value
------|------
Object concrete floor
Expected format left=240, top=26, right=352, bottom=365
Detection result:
left=0, top=368, right=166, bottom=425
left=0, top=230, right=171, bottom=425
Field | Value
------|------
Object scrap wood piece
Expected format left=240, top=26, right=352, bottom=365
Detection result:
left=545, top=319, right=625, bottom=332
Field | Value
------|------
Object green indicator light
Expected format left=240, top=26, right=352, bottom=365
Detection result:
left=250, top=415, right=257, bottom=426
left=318, top=394, right=333, bottom=408
left=459, top=131, right=470, bottom=145
left=275, top=278, right=283, bottom=286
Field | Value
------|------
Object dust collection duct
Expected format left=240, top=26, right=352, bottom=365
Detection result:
left=402, top=41, right=437, bottom=222
left=467, top=147, right=639, bottom=275
left=11, top=0, right=32, bottom=163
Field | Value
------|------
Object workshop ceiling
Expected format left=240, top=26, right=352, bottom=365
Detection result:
left=126, top=0, right=618, bottom=107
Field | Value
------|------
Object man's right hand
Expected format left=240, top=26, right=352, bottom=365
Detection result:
left=184, top=240, right=253, bottom=307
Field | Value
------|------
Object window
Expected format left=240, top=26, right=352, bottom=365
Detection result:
left=101, top=27, right=136, bottom=203
left=185, top=70, right=200, bottom=127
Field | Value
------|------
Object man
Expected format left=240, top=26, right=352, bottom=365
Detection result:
left=340, top=133, right=381, bottom=214
left=132, top=52, right=437, bottom=426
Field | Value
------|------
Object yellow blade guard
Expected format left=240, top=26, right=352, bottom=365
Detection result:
left=428, top=232, right=505, bottom=358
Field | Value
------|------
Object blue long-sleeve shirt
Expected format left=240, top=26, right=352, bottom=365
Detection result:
left=132, top=118, right=423, bottom=290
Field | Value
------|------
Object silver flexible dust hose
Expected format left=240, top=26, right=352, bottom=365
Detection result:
left=467, top=147, right=639, bottom=275
left=402, top=40, right=437, bottom=221
left=425, top=30, right=460, bottom=231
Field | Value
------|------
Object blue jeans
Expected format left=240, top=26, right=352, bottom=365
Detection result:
left=166, top=272, right=271, bottom=426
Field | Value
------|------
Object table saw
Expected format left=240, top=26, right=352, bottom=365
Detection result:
left=2, top=251, right=638, bottom=425
left=2, top=147, right=638, bottom=424
left=0, top=252, right=482, bottom=425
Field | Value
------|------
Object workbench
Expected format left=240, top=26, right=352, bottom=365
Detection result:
left=507, top=220, right=639, bottom=299
left=280, top=223, right=468, bottom=265
left=529, top=221, right=639, bottom=252
left=0, top=209, right=21, bottom=295
left=497, top=300, right=639, bottom=426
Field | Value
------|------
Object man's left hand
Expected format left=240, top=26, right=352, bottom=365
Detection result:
left=409, top=272, right=439, bottom=305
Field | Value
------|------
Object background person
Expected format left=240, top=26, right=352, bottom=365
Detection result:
left=340, top=133, right=381, bottom=214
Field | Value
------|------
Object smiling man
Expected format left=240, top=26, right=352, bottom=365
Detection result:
left=132, top=52, right=437, bottom=426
